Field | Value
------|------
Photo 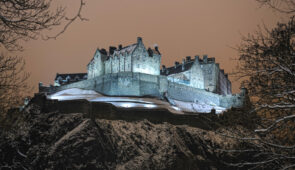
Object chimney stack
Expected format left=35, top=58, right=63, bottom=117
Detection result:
left=175, top=61, right=180, bottom=68
left=162, top=65, right=166, bottom=73
left=203, top=55, right=208, bottom=63
left=182, top=59, right=185, bottom=70
left=225, top=74, right=228, bottom=78
left=186, top=56, right=191, bottom=62
left=147, top=48, right=153, bottom=57
left=154, top=44, right=160, bottom=54
left=137, top=37, right=143, bottom=44
left=194, top=55, right=199, bottom=63
left=109, top=46, right=117, bottom=55
left=100, top=48, right=107, bottom=55
left=118, top=44, right=123, bottom=50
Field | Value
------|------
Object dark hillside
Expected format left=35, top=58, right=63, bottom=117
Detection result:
left=0, top=95, right=262, bottom=170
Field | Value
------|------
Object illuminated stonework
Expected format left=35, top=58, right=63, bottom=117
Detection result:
left=87, top=37, right=161, bottom=79
left=41, top=37, right=246, bottom=110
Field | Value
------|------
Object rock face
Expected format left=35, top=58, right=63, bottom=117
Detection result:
left=0, top=101, right=255, bottom=170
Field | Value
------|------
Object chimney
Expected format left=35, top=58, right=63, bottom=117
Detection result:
left=137, top=37, right=143, bottom=44
left=154, top=44, right=160, bottom=54
left=175, top=61, right=180, bottom=68
left=100, top=48, right=107, bottom=55
left=203, top=55, right=208, bottom=63
left=194, top=55, right=199, bottom=63
left=109, top=46, right=117, bottom=55
left=162, top=65, right=166, bottom=73
left=118, top=44, right=123, bottom=50
left=182, top=59, right=185, bottom=70
left=147, top=48, right=153, bottom=57
left=211, top=57, right=215, bottom=63
left=186, top=56, right=191, bottom=62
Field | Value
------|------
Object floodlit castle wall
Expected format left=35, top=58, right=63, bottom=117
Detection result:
left=132, top=41, right=161, bottom=76
left=87, top=51, right=106, bottom=79
left=189, top=61, right=205, bottom=89
left=167, top=81, right=221, bottom=106
left=201, top=63, right=219, bottom=93
left=218, top=71, right=230, bottom=95
left=50, top=72, right=245, bottom=109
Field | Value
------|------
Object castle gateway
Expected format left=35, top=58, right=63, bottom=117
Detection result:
left=41, top=37, right=246, bottom=109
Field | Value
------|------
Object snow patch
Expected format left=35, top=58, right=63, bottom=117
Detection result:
left=48, top=88, right=227, bottom=114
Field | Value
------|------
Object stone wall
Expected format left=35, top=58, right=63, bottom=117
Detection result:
left=131, top=42, right=161, bottom=76
left=167, top=81, right=221, bottom=106
left=87, top=50, right=106, bottom=79
left=201, top=63, right=218, bottom=93
left=167, top=81, right=245, bottom=108
left=51, top=72, right=245, bottom=109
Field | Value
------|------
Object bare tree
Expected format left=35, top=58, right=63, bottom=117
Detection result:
left=0, top=0, right=87, bottom=51
left=227, top=16, right=295, bottom=169
left=0, top=0, right=87, bottom=119
left=0, top=54, right=29, bottom=116
left=257, top=0, right=295, bottom=14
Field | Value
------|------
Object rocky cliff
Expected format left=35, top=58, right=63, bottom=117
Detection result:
left=0, top=96, right=259, bottom=170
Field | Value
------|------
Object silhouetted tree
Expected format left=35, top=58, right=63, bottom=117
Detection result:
left=0, top=54, right=29, bottom=117
left=0, top=0, right=87, bottom=119
left=226, top=16, right=295, bottom=169
left=257, top=0, right=295, bottom=14
left=0, top=0, right=87, bottom=51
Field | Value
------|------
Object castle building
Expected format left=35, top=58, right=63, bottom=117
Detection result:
left=161, top=55, right=232, bottom=96
left=87, top=37, right=161, bottom=78
left=44, top=37, right=246, bottom=109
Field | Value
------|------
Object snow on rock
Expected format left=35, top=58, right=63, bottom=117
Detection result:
left=47, top=88, right=226, bottom=114
left=172, top=99, right=226, bottom=114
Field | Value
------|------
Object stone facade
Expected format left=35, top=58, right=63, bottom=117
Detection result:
left=161, top=55, right=231, bottom=95
left=40, top=37, right=245, bottom=109
left=87, top=37, right=161, bottom=79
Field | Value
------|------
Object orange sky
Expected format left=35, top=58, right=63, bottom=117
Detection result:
left=17, top=0, right=286, bottom=93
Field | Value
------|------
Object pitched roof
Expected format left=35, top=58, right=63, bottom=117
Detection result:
left=161, top=60, right=195, bottom=76
left=113, top=43, right=138, bottom=56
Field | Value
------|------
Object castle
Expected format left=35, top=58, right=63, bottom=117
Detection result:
left=41, top=37, right=246, bottom=109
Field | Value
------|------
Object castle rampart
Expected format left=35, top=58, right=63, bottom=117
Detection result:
left=45, top=72, right=245, bottom=109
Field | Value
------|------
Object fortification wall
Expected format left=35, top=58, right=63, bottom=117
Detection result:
left=51, top=72, right=245, bottom=109
left=201, top=63, right=218, bottom=92
left=167, top=81, right=221, bottom=106
left=167, top=81, right=246, bottom=108
left=54, top=72, right=163, bottom=97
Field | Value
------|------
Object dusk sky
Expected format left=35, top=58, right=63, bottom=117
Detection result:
left=16, top=0, right=286, bottom=93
